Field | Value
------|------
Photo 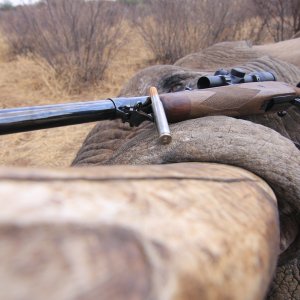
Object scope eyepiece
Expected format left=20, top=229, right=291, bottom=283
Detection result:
left=244, top=71, right=276, bottom=83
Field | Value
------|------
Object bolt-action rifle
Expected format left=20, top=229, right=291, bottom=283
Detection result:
left=0, top=68, right=299, bottom=144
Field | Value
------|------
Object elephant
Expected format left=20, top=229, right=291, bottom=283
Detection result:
left=72, top=39, right=300, bottom=300
left=73, top=39, right=300, bottom=167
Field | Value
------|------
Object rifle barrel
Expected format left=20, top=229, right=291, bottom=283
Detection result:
left=0, top=99, right=116, bottom=135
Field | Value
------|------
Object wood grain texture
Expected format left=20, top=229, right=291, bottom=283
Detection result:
left=0, top=163, right=279, bottom=300
left=160, top=82, right=299, bottom=122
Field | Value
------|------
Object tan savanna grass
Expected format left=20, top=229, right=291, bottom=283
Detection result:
left=0, top=30, right=153, bottom=167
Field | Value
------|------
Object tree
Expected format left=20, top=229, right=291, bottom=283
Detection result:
left=0, top=0, right=14, bottom=11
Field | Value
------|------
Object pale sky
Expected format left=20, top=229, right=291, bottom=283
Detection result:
left=0, top=0, right=39, bottom=5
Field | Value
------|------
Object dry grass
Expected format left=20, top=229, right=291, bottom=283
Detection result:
left=0, top=34, right=9, bottom=62
left=0, top=30, right=153, bottom=167
left=1, top=0, right=129, bottom=89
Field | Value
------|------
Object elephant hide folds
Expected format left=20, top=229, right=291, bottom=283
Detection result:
left=72, top=41, right=300, bottom=300
left=0, top=163, right=280, bottom=300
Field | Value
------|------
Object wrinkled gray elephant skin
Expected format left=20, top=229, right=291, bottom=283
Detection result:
left=73, top=41, right=300, bottom=300
left=175, top=39, right=300, bottom=70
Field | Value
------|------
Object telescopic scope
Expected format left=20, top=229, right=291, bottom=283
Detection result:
left=197, top=68, right=276, bottom=89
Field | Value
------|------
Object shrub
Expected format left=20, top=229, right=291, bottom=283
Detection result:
left=134, top=0, right=201, bottom=64
left=252, top=0, right=300, bottom=41
left=134, top=0, right=254, bottom=64
left=0, top=1, right=14, bottom=11
left=117, top=0, right=143, bottom=5
left=0, top=0, right=128, bottom=90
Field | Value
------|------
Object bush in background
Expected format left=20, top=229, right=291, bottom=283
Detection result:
left=133, top=0, right=299, bottom=64
left=117, top=0, right=144, bottom=5
left=0, top=0, right=14, bottom=11
left=0, top=0, right=128, bottom=91
left=0, top=0, right=298, bottom=89
left=134, top=0, right=202, bottom=64
left=252, top=0, right=300, bottom=42
left=134, top=0, right=257, bottom=64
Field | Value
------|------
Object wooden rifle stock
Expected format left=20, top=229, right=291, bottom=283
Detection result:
left=160, top=81, right=300, bottom=122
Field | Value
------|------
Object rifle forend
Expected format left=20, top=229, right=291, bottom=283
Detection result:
left=160, top=81, right=300, bottom=122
